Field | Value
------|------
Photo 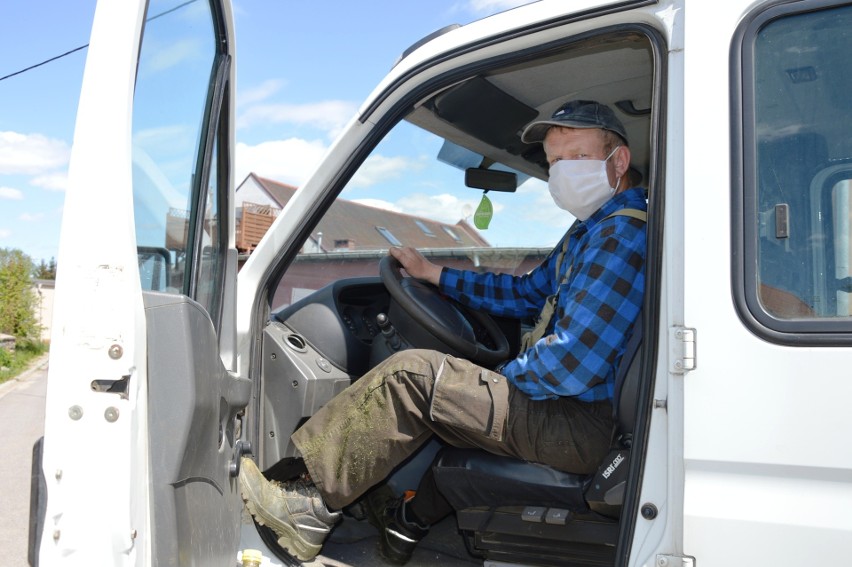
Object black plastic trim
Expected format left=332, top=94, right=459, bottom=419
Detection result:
left=396, top=24, right=462, bottom=65
left=28, top=436, right=46, bottom=567
left=731, top=0, right=852, bottom=346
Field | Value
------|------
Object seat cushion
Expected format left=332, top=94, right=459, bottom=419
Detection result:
left=433, top=448, right=589, bottom=512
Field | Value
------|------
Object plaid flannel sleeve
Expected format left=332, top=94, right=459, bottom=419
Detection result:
left=439, top=243, right=564, bottom=319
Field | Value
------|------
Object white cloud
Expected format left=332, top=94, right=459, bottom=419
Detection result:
left=0, top=131, right=70, bottom=175
left=446, top=0, right=536, bottom=16
left=0, top=228, right=10, bottom=238
left=348, top=155, right=423, bottom=189
left=133, top=124, right=194, bottom=153
left=237, top=100, right=357, bottom=138
left=464, top=0, right=537, bottom=13
left=517, top=175, right=546, bottom=193
left=145, top=38, right=203, bottom=73
left=395, top=192, right=500, bottom=224
left=235, top=138, right=328, bottom=186
left=351, top=198, right=402, bottom=213
left=30, top=172, right=68, bottom=192
left=238, top=79, right=286, bottom=107
left=0, top=186, right=23, bottom=200
left=19, top=212, right=44, bottom=222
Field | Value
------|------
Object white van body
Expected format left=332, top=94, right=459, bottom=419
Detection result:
left=30, top=0, right=852, bottom=566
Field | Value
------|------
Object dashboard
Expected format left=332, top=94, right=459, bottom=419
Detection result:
left=272, top=277, right=390, bottom=377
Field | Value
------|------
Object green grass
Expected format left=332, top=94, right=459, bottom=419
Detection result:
left=0, top=341, right=48, bottom=385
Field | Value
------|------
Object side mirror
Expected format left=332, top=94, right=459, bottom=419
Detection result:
left=465, top=168, right=517, bottom=192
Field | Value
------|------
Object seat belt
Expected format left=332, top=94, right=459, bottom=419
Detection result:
left=519, top=208, right=647, bottom=352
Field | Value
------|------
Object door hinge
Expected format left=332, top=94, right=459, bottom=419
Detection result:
left=670, top=326, right=696, bottom=374
left=657, top=554, right=696, bottom=567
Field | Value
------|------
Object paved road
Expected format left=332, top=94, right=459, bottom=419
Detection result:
left=0, top=356, right=48, bottom=567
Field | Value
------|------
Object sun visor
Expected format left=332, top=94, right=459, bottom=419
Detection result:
left=433, top=76, right=537, bottom=155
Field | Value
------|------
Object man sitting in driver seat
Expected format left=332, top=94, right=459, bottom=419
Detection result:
left=239, top=99, right=647, bottom=564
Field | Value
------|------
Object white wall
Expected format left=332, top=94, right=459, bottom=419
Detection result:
left=235, top=176, right=276, bottom=208
left=33, top=280, right=55, bottom=343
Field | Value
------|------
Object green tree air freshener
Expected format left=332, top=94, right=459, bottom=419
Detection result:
left=474, top=193, right=493, bottom=229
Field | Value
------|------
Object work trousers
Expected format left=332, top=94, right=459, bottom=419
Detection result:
left=291, top=349, right=613, bottom=511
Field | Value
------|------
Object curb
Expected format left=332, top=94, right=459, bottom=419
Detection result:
left=0, top=352, right=49, bottom=399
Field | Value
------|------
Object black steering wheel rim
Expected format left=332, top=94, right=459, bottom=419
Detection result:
left=379, top=255, right=510, bottom=367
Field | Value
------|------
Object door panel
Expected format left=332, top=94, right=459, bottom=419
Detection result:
left=145, top=292, right=250, bottom=565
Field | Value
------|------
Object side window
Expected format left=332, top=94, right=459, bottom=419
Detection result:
left=132, top=0, right=229, bottom=327
left=740, top=3, right=852, bottom=339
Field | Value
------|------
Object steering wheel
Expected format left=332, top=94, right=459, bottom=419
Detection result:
left=379, top=255, right=510, bottom=367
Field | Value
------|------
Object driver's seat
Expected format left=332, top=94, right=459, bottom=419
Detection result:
left=431, top=313, right=644, bottom=565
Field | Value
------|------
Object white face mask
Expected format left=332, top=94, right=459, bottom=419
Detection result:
left=548, top=146, right=621, bottom=221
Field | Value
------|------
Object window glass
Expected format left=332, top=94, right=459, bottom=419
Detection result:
left=415, top=220, right=436, bottom=237
left=376, top=227, right=402, bottom=246
left=271, top=120, right=571, bottom=310
left=195, top=127, right=225, bottom=327
left=751, top=5, right=852, bottom=322
left=131, top=0, right=216, bottom=295
left=832, top=179, right=852, bottom=316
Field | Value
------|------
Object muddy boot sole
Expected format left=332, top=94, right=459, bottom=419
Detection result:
left=240, top=469, right=323, bottom=561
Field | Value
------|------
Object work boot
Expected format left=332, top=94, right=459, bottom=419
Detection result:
left=239, top=457, right=341, bottom=561
left=378, top=493, right=430, bottom=565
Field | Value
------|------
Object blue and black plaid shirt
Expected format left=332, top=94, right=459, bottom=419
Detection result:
left=440, top=187, right=647, bottom=402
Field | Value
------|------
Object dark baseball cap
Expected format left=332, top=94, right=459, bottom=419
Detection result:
left=521, top=99, right=628, bottom=145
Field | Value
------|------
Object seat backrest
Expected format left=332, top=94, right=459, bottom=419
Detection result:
left=612, top=311, right=643, bottom=437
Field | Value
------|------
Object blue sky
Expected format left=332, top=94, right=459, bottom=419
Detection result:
left=0, top=0, right=542, bottom=264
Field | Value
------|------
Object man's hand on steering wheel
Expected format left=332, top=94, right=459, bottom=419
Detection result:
left=388, top=246, right=442, bottom=285
left=379, top=254, right=511, bottom=367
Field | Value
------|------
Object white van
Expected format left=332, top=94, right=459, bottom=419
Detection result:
left=29, top=0, right=852, bottom=565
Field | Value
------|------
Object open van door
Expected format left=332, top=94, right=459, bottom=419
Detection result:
left=31, top=1, right=250, bottom=565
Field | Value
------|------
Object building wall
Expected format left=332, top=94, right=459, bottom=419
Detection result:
left=235, top=176, right=277, bottom=208
left=33, top=280, right=55, bottom=343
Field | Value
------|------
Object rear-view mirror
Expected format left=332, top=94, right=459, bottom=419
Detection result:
left=465, top=167, right=518, bottom=192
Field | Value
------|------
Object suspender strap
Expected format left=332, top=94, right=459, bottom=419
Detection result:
left=606, top=208, right=648, bottom=223
left=553, top=209, right=646, bottom=283
left=553, top=226, right=574, bottom=283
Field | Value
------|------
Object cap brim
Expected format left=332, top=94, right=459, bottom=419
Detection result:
left=520, top=119, right=603, bottom=144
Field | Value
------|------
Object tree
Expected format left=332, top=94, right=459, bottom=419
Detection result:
left=0, top=248, right=40, bottom=341
left=34, top=257, right=57, bottom=280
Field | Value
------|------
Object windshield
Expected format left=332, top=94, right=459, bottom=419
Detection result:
left=258, top=121, right=569, bottom=310
left=244, top=31, right=654, bottom=311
